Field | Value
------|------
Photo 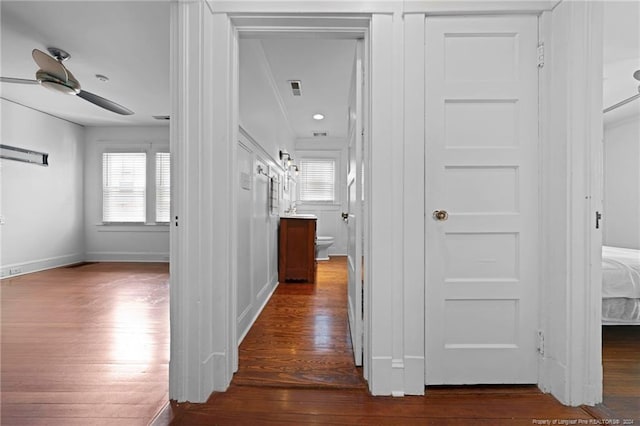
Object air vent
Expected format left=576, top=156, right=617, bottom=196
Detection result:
left=288, top=80, right=302, bottom=96
left=313, top=131, right=328, bottom=137
left=153, top=115, right=170, bottom=121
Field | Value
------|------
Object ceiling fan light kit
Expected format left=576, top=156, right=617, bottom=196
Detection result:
left=0, top=47, right=134, bottom=115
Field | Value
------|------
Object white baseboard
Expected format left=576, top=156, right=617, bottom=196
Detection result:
left=404, top=355, right=425, bottom=395
left=539, top=356, right=568, bottom=404
left=85, top=251, right=170, bottom=262
left=237, top=279, right=279, bottom=345
left=370, top=356, right=393, bottom=395
left=0, top=252, right=85, bottom=279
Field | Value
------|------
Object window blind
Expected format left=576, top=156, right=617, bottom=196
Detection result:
left=299, top=158, right=335, bottom=202
left=102, top=152, right=146, bottom=222
left=156, top=152, right=171, bottom=223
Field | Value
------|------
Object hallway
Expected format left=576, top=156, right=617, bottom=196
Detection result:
left=234, top=256, right=365, bottom=389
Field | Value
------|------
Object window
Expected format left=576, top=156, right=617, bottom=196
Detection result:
left=299, top=158, right=336, bottom=202
left=102, top=151, right=170, bottom=224
left=103, top=153, right=146, bottom=222
left=155, top=153, right=171, bottom=223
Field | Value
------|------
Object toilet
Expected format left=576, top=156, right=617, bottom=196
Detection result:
left=315, top=236, right=334, bottom=261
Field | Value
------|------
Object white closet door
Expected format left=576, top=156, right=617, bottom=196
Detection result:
left=425, top=15, right=539, bottom=384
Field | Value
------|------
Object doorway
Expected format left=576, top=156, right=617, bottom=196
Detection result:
left=600, top=0, right=640, bottom=418
left=233, top=24, right=370, bottom=387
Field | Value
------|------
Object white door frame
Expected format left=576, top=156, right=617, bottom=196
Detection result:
left=537, top=2, right=604, bottom=406
left=170, top=0, right=604, bottom=405
left=229, top=14, right=374, bottom=389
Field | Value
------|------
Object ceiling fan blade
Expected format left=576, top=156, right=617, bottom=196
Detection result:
left=77, top=90, right=134, bottom=115
left=32, top=49, right=68, bottom=82
left=0, top=77, right=39, bottom=85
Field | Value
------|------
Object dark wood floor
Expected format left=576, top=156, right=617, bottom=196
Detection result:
left=167, top=257, right=617, bottom=425
left=233, top=258, right=365, bottom=389
left=601, top=325, right=640, bottom=421
left=1, top=262, right=169, bottom=426
left=2, top=259, right=637, bottom=425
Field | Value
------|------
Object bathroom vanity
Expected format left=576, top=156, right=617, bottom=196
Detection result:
left=278, top=215, right=316, bottom=283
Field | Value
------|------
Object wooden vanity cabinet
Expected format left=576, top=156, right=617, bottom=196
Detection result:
left=278, top=217, right=316, bottom=283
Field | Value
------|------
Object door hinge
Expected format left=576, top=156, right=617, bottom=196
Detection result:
left=537, top=43, right=545, bottom=68
left=596, top=211, right=602, bottom=229
left=537, top=330, right=545, bottom=355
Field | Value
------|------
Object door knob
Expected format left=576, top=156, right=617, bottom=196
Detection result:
left=341, top=212, right=349, bottom=221
left=433, top=210, right=448, bottom=221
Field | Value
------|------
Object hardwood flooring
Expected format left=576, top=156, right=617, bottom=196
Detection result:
left=233, top=257, right=365, bottom=389
left=2, top=258, right=637, bottom=425
left=168, top=257, right=604, bottom=425
left=600, top=325, right=640, bottom=421
left=1, top=262, right=169, bottom=426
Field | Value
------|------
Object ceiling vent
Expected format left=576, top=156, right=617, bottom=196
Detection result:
left=288, top=80, right=302, bottom=96
left=313, top=131, right=328, bottom=137
left=153, top=115, right=170, bottom=121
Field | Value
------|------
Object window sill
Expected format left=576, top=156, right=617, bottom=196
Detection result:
left=297, top=202, right=340, bottom=209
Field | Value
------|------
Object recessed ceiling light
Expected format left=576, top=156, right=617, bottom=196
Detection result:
left=313, top=113, right=324, bottom=120
left=95, top=74, right=109, bottom=83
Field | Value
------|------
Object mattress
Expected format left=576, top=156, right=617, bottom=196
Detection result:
left=602, top=246, right=640, bottom=324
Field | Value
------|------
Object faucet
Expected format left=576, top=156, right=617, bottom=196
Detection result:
left=285, top=201, right=298, bottom=214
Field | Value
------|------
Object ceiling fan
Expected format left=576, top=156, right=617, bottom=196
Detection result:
left=0, top=47, right=134, bottom=115
left=603, top=69, right=640, bottom=114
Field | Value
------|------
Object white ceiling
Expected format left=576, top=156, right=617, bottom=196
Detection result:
left=259, top=38, right=357, bottom=139
left=0, top=1, right=171, bottom=127
left=1, top=1, right=638, bottom=129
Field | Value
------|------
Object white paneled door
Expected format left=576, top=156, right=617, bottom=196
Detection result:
left=425, top=16, right=539, bottom=384
left=347, top=40, right=364, bottom=366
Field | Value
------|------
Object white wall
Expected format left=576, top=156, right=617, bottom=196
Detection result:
left=239, top=39, right=296, bottom=162
left=0, top=99, right=85, bottom=277
left=236, top=132, right=282, bottom=342
left=84, top=126, right=170, bottom=262
left=236, top=39, right=296, bottom=342
left=295, top=138, right=348, bottom=255
left=604, top=116, right=640, bottom=249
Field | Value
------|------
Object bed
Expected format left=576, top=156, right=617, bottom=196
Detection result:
left=602, top=246, right=640, bottom=325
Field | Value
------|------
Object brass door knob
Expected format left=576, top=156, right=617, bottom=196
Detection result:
left=433, top=210, right=448, bottom=221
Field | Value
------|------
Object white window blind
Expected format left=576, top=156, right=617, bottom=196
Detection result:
left=102, top=152, right=146, bottom=222
left=299, top=158, right=335, bottom=202
left=155, top=152, right=171, bottom=223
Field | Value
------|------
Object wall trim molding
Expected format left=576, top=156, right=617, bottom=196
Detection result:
left=239, top=126, right=286, bottom=174
left=0, top=252, right=85, bottom=279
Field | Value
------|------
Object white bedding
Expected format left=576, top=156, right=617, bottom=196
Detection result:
left=602, top=246, right=640, bottom=299
left=602, top=298, right=640, bottom=324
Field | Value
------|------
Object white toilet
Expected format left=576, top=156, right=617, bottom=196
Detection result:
left=315, top=236, right=334, bottom=261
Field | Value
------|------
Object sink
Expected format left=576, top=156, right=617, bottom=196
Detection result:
left=283, top=213, right=317, bottom=219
